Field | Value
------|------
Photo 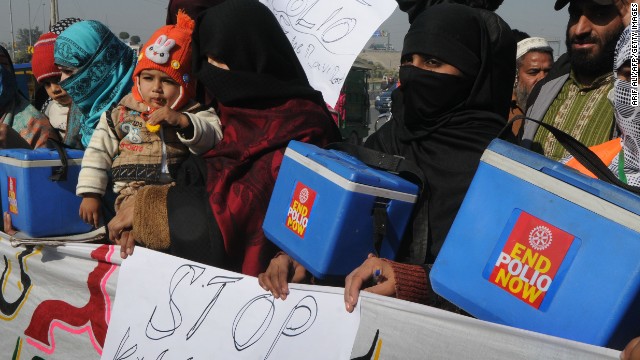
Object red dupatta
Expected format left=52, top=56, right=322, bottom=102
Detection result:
left=201, top=99, right=341, bottom=276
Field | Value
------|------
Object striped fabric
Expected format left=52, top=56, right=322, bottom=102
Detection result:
left=532, top=71, right=615, bottom=161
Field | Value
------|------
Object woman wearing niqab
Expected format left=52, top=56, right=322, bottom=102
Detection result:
left=258, top=3, right=516, bottom=308
left=346, top=3, right=516, bottom=308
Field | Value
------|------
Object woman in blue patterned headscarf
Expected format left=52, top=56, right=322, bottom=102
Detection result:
left=0, top=45, right=58, bottom=148
left=54, top=20, right=136, bottom=148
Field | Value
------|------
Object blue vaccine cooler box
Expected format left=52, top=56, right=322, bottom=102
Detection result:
left=263, top=141, right=419, bottom=279
left=0, top=148, right=92, bottom=237
left=430, top=139, right=640, bottom=349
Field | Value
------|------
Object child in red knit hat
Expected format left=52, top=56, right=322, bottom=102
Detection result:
left=31, top=18, right=81, bottom=140
left=76, top=11, right=222, bottom=228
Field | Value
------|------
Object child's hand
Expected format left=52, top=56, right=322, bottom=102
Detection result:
left=146, top=106, right=190, bottom=129
left=79, top=193, right=102, bottom=228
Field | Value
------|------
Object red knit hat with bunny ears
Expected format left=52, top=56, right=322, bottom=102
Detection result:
left=132, top=10, right=195, bottom=110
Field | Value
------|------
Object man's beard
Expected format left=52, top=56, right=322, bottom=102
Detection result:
left=515, top=80, right=530, bottom=110
left=566, top=26, right=623, bottom=81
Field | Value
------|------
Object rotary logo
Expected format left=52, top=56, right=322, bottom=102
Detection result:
left=299, top=188, right=309, bottom=204
left=529, top=225, right=553, bottom=251
left=286, top=182, right=317, bottom=238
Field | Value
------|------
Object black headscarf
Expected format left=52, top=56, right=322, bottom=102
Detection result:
left=366, top=4, right=515, bottom=263
left=166, top=0, right=225, bottom=25
left=0, top=45, right=16, bottom=110
left=397, top=0, right=504, bottom=23
left=0, top=45, right=14, bottom=72
left=191, top=0, right=324, bottom=107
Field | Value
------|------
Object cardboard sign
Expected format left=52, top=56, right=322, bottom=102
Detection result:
left=259, top=0, right=397, bottom=106
left=101, top=248, right=360, bottom=360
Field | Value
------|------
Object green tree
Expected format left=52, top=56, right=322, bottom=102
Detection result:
left=119, top=32, right=130, bottom=42
left=14, top=27, right=42, bottom=63
left=129, top=35, right=141, bottom=45
left=14, top=50, right=31, bottom=64
left=16, top=27, right=42, bottom=48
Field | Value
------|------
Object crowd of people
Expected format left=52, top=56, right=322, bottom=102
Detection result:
left=0, top=0, right=639, bottom=356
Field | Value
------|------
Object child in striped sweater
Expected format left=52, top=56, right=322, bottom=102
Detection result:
left=76, top=11, right=222, bottom=227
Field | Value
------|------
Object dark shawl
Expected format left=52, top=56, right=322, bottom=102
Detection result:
left=192, top=0, right=325, bottom=107
left=166, top=0, right=225, bottom=25
left=167, top=0, right=226, bottom=104
left=397, top=0, right=504, bottom=23
left=366, top=4, right=515, bottom=264
left=189, top=0, right=341, bottom=275
left=0, top=45, right=16, bottom=109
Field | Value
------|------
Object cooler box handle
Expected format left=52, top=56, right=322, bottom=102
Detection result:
left=324, top=142, right=425, bottom=258
left=46, top=139, right=69, bottom=182
left=325, top=142, right=426, bottom=193
left=512, top=116, right=640, bottom=195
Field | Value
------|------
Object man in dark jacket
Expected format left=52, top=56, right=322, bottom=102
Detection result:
left=522, top=0, right=626, bottom=160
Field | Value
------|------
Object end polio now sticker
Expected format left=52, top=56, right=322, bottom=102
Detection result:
left=286, top=182, right=317, bottom=238
left=487, top=211, right=575, bottom=309
left=8, top=176, right=17, bottom=214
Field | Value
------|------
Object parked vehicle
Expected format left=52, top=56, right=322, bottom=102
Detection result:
left=374, top=83, right=397, bottom=113
left=368, top=43, right=394, bottom=51
left=13, top=63, right=37, bottom=101
left=369, top=43, right=387, bottom=50
left=337, top=63, right=371, bottom=144
left=375, top=109, right=392, bottom=131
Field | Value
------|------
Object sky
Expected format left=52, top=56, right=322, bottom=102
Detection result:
left=0, top=0, right=569, bottom=58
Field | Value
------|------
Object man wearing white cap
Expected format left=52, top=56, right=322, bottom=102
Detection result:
left=511, top=37, right=554, bottom=133
left=521, top=0, right=627, bottom=161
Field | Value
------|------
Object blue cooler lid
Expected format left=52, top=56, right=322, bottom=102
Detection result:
left=285, top=141, right=419, bottom=194
left=0, top=148, right=85, bottom=161
left=486, top=139, right=640, bottom=215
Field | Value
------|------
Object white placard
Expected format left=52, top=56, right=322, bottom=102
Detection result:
left=101, top=247, right=360, bottom=360
left=260, top=0, right=397, bottom=106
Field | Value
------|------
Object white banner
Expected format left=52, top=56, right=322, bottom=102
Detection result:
left=0, top=240, right=621, bottom=360
left=0, top=241, right=120, bottom=359
left=259, top=0, right=397, bottom=106
left=350, top=294, right=620, bottom=359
